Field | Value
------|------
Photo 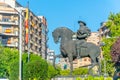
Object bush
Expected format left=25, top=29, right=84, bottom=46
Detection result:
left=60, top=67, right=88, bottom=76
left=47, top=63, right=60, bottom=79
left=23, top=59, right=48, bottom=80
left=0, top=47, right=18, bottom=78
left=0, top=47, right=60, bottom=80
left=72, top=67, right=88, bottom=75
left=60, top=69, right=70, bottom=76
left=9, top=61, right=19, bottom=80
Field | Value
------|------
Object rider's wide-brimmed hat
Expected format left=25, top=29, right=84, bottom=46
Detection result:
left=78, top=20, right=86, bottom=26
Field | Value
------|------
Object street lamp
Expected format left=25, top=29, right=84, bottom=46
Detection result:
left=15, top=7, right=25, bottom=80
left=19, top=9, right=22, bottom=80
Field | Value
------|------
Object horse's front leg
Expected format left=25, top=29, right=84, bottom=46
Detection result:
left=68, top=55, right=73, bottom=75
left=53, top=54, right=63, bottom=69
left=69, top=61, right=73, bottom=75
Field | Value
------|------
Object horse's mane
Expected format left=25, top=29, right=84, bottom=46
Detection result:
left=54, top=27, right=74, bottom=33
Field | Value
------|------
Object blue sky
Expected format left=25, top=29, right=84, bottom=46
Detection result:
left=17, top=0, right=120, bottom=55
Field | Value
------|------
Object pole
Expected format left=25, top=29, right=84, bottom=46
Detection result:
left=27, top=1, right=30, bottom=62
left=19, top=9, right=22, bottom=80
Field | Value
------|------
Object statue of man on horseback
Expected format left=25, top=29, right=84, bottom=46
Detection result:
left=52, top=20, right=101, bottom=75
left=75, top=21, right=91, bottom=58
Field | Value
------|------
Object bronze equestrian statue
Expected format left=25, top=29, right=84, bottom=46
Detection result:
left=52, top=21, right=101, bottom=75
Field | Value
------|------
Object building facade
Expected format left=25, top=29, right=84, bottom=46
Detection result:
left=87, top=32, right=99, bottom=45
left=0, top=1, right=19, bottom=48
left=24, top=11, right=42, bottom=55
left=0, top=0, right=48, bottom=58
left=47, top=48, right=55, bottom=64
left=38, top=16, right=48, bottom=59
left=98, top=22, right=110, bottom=39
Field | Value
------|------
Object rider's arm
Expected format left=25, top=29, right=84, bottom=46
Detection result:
left=77, top=33, right=88, bottom=39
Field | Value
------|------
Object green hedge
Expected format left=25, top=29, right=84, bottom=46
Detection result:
left=60, top=67, right=88, bottom=76
left=0, top=47, right=59, bottom=80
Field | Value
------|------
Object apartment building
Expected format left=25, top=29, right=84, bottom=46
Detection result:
left=47, top=48, right=55, bottom=64
left=87, top=32, right=99, bottom=45
left=23, top=11, right=42, bottom=55
left=0, top=0, right=48, bottom=57
left=0, top=2, right=19, bottom=47
left=98, top=22, right=110, bottom=39
left=38, top=16, right=48, bottom=59
left=58, top=57, right=91, bottom=70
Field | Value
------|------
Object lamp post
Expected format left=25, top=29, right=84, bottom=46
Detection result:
left=15, top=7, right=25, bottom=80
left=19, top=9, right=22, bottom=80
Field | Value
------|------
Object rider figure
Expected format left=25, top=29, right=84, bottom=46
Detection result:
left=77, top=20, right=91, bottom=40
left=76, top=20, right=91, bottom=58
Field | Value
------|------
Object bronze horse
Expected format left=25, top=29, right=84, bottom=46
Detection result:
left=52, top=27, right=101, bottom=75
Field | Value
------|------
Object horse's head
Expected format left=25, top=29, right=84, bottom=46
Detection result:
left=52, top=29, right=60, bottom=44
left=52, top=27, right=74, bottom=44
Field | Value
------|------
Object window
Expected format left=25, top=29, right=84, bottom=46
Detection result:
left=30, top=16, right=33, bottom=21
left=2, top=25, right=11, bottom=33
left=2, top=18, right=9, bottom=22
left=30, top=34, right=33, bottom=38
left=63, top=64, right=67, bottom=69
left=2, top=15, right=10, bottom=22
left=35, top=37, right=37, bottom=42
left=88, top=58, right=91, bottom=61
left=39, top=23, right=42, bottom=27
left=39, top=48, right=41, bottom=51
left=39, top=40, right=41, bottom=44
left=84, top=58, right=87, bottom=61
left=35, top=29, right=37, bottom=33
left=35, top=46, right=37, bottom=51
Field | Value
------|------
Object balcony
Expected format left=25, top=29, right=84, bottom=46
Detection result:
left=0, top=7, right=18, bottom=15
left=1, top=39, right=18, bottom=47
left=0, top=29, right=18, bottom=36
left=0, top=20, right=18, bottom=25
left=0, top=15, right=19, bottom=25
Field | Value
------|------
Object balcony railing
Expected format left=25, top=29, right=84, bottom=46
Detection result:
left=0, top=29, right=18, bottom=36
left=1, top=39, right=18, bottom=47
left=0, top=8, right=18, bottom=14
left=0, top=20, right=18, bottom=25
left=0, top=21, right=18, bottom=25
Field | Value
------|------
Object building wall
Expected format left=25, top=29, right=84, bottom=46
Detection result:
left=58, top=57, right=91, bottom=70
left=0, top=2, right=19, bottom=48
left=87, top=32, right=99, bottom=45
left=98, top=22, right=110, bottom=38
left=38, top=16, right=48, bottom=59
left=23, top=11, right=42, bottom=55
left=47, top=48, right=55, bottom=64
left=0, top=0, right=47, bottom=58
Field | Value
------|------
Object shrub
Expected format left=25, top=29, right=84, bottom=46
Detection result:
left=23, top=54, right=48, bottom=80
left=72, top=67, right=88, bottom=75
left=0, top=47, right=60, bottom=80
left=60, top=69, right=70, bottom=76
